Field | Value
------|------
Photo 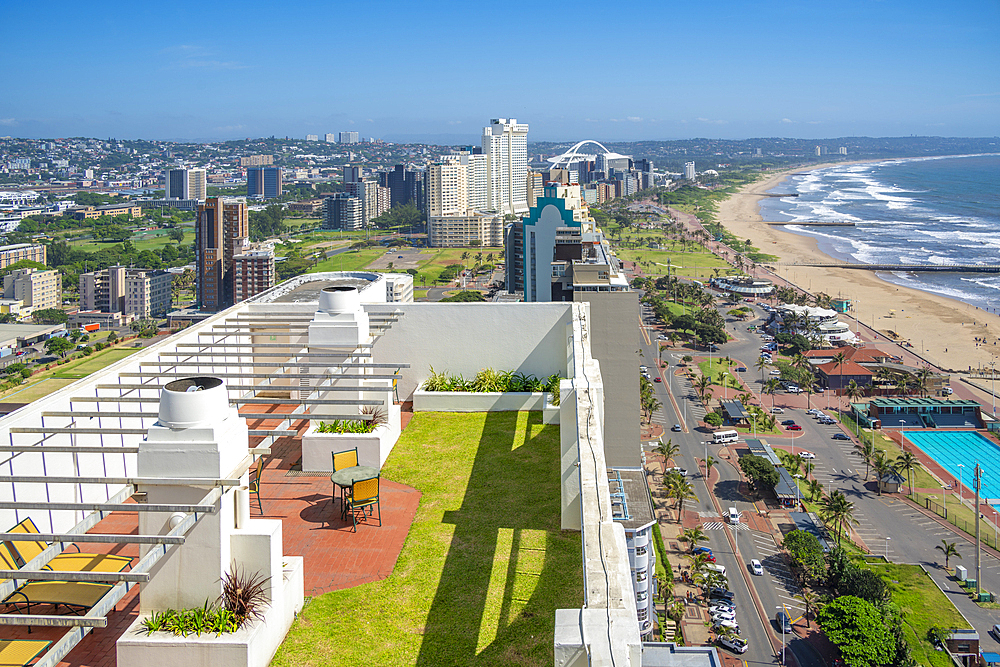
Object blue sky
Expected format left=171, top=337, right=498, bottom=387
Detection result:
left=1, top=0, right=997, bottom=142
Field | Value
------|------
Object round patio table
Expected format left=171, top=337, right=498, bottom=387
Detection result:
left=330, top=466, right=378, bottom=518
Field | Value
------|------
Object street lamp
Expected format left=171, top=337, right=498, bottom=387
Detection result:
left=958, top=464, right=965, bottom=505
left=794, top=474, right=803, bottom=511
left=941, top=484, right=949, bottom=520
left=777, top=605, right=786, bottom=665
left=884, top=536, right=891, bottom=560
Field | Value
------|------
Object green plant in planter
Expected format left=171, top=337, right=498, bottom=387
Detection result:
left=316, top=406, right=388, bottom=434
left=544, top=373, right=561, bottom=406
left=139, top=566, right=270, bottom=636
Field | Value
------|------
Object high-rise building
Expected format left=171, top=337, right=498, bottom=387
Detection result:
left=233, top=246, right=275, bottom=303
left=338, top=132, right=360, bottom=144
left=344, top=179, right=389, bottom=226
left=239, top=155, right=274, bottom=167
left=3, top=268, right=60, bottom=312
left=684, top=161, right=696, bottom=180
left=426, top=158, right=468, bottom=218
left=196, top=197, right=249, bottom=311
left=382, top=165, right=425, bottom=210
left=427, top=212, right=504, bottom=247
left=343, top=165, right=363, bottom=184
left=0, top=244, right=46, bottom=269
left=165, top=168, right=207, bottom=201
left=815, top=146, right=822, bottom=157
left=80, top=265, right=170, bottom=317
left=324, top=134, right=336, bottom=143
left=246, top=167, right=283, bottom=199
left=305, top=134, right=318, bottom=141
left=482, top=118, right=529, bottom=215
left=322, top=193, right=364, bottom=231
left=839, top=146, right=848, bottom=155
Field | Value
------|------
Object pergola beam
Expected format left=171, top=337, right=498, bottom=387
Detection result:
left=0, top=614, right=107, bottom=628
left=0, top=501, right=217, bottom=513
left=0, top=476, right=240, bottom=486
left=118, top=371, right=400, bottom=380
left=0, top=533, right=184, bottom=545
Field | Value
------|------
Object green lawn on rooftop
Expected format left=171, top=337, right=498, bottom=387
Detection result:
left=272, top=411, right=582, bottom=667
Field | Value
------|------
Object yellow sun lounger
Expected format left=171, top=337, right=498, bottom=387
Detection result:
left=0, top=639, right=52, bottom=666
left=5, top=518, right=132, bottom=573
left=2, top=581, right=112, bottom=616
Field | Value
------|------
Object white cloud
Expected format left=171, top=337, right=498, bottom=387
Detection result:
left=696, top=117, right=728, bottom=125
left=781, top=118, right=796, bottom=123
left=447, top=120, right=462, bottom=125
left=0, top=118, right=16, bottom=126
left=627, top=116, right=643, bottom=122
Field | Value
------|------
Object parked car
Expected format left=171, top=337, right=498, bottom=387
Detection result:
left=750, top=559, right=764, bottom=576
left=713, top=619, right=740, bottom=634
left=786, top=424, right=803, bottom=431
left=671, top=424, right=682, bottom=431
left=710, top=609, right=737, bottom=622
left=833, top=433, right=851, bottom=440
left=735, top=367, right=746, bottom=372
left=769, top=370, right=781, bottom=375
left=806, top=408, right=821, bottom=415
left=775, top=611, right=793, bottom=634
left=693, top=546, right=713, bottom=556
left=770, top=407, right=784, bottom=414
left=781, top=420, right=796, bottom=426
left=718, top=634, right=748, bottom=654
left=667, top=466, right=689, bottom=476
left=709, top=588, right=735, bottom=602
left=653, top=377, right=662, bottom=383
left=787, top=386, right=802, bottom=394
left=799, top=451, right=816, bottom=459
left=819, top=418, right=836, bottom=424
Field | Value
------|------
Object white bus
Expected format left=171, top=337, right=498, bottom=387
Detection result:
left=712, top=430, right=740, bottom=444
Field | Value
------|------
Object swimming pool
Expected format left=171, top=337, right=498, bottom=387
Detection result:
left=903, top=431, right=1000, bottom=506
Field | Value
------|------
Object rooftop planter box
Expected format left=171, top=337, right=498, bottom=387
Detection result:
left=118, top=557, right=303, bottom=667
left=300, top=404, right=401, bottom=472
left=413, top=389, right=549, bottom=413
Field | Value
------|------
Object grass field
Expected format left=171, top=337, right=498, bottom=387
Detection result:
left=838, top=415, right=941, bottom=491
left=309, top=248, right=387, bottom=273
left=69, top=229, right=194, bottom=252
left=272, top=412, right=582, bottom=667
left=865, top=562, right=971, bottom=667
left=0, top=346, right=140, bottom=402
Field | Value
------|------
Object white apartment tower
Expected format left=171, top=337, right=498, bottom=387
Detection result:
left=165, top=168, right=207, bottom=201
left=482, top=118, right=529, bottom=216
left=427, top=158, right=468, bottom=217
left=454, top=151, right=488, bottom=212
left=684, top=161, right=696, bottom=180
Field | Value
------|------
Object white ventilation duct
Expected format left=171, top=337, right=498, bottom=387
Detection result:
left=318, top=285, right=361, bottom=314
left=157, top=376, right=229, bottom=429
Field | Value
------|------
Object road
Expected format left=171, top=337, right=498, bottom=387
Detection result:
left=640, top=293, right=1000, bottom=660
left=639, top=298, right=821, bottom=666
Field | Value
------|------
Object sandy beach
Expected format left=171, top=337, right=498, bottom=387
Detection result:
left=717, top=164, right=1000, bottom=375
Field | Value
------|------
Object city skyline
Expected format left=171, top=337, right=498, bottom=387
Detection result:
left=1, top=0, right=997, bottom=142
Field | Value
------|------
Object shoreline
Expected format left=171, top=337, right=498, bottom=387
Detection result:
left=717, top=162, right=1000, bottom=375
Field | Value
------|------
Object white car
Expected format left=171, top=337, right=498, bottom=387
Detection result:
left=713, top=619, right=740, bottom=634
left=806, top=409, right=820, bottom=415
left=770, top=407, right=784, bottom=414
left=709, top=603, right=736, bottom=615
left=718, top=635, right=748, bottom=654
left=750, top=559, right=764, bottom=576
left=769, top=370, right=781, bottom=375
left=799, top=451, right=816, bottom=459
left=710, top=609, right=737, bottom=622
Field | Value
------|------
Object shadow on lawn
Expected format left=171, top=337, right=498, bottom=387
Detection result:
left=415, top=411, right=581, bottom=667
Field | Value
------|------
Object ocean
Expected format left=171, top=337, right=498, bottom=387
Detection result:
left=759, top=153, right=1000, bottom=311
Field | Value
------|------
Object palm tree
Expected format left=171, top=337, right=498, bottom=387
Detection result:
left=680, top=526, right=709, bottom=552
left=655, top=439, right=680, bottom=475
left=806, top=478, right=824, bottom=502
left=936, top=540, right=961, bottom=570
left=915, top=366, right=934, bottom=398
left=845, top=379, right=866, bottom=404
left=671, top=478, right=699, bottom=523
left=794, top=589, right=822, bottom=627
left=694, top=374, right=713, bottom=404
left=871, top=450, right=898, bottom=496
left=818, top=490, right=860, bottom=545
left=786, top=454, right=803, bottom=477
left=896, top=450, right=920, bottom=496
left=803, top=461, right=815, bottom=481
left=854, top=439, right=877, bottom=481
left=702, top=455, right=717, bottom=481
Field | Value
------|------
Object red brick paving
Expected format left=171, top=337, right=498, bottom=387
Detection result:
left=0, top=403, right=421, bottom=666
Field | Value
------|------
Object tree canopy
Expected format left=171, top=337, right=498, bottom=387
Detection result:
left=817, top=596, right=894, bottom=667
left=739, top=454, right=779, bottom=488
left=782, top=529, right=826, bottom=582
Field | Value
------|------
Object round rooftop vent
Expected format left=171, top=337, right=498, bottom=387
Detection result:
left=158, top=376, right=228, bottom=429
left=318, top=285, right=360, bottom=314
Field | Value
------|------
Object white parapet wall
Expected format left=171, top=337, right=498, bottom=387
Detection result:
left=412, top=390, right=548, bottom=413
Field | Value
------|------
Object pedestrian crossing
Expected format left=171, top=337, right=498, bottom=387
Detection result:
left=701, top=521, right=749, bottom=531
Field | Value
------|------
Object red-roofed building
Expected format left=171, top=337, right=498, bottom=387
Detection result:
left=815, top=358, right=874, bottom=392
